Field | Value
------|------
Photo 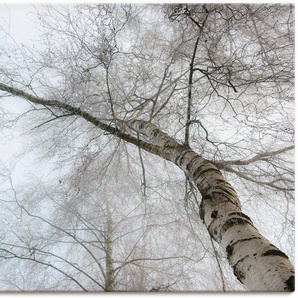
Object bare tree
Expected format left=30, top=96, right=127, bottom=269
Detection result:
left=1, top=157, right=202, bottom=291
left=0, top=3, right=294, bottom=291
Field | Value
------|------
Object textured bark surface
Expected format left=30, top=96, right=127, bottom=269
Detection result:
left=126, top=120, right=295, bottom=292
left=0, top=84, right=294, bottom=291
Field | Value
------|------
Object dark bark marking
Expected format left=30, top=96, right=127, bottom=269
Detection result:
left=228, top=212, right=252, bottom=223
left=186, top=161, right=193, bottom=173
left=233, top=254, right=251, bottom=283
left=152, top=129, right=159, bottom=138
left=193, top=168, right=218, bottom=181
left=284, top=275, right=295, bottom=291
left=221, top=217, right=253, bottom=235
left=191, top=155, right=204, bottom=165
left=226, top=237, right=262, bottom=261
left=207, top=190, right=220, bottom=197
left=214, top=178, right=228, bottom=185
left=220, top=187, right=236, bottom=198
left=202, top=194, right=212, bottom=201
left=226, top=245, right=233, bottom=259
left=204, top=187, right=239, bottom=206
left=233, top=265, right=245, bottom=284
left=262, top=249, right=289, bottom=259
left=186, top=162, right=200, bottom=176
left=199, top=200, right=205, bottom=222
left=206, top=222, right=219, bottom=241
left=211, top=211, right=218, bottom=218
left=175, top=149, right=193, bottom=166
left=229, top=236, right=262, bottom=248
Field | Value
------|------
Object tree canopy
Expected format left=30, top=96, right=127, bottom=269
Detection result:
left=0, top=3, right=294, bottom=291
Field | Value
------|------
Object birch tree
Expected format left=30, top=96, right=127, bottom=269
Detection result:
left=0, top=3, right=294, bottom=291
left=1, top=154, right=200, bottom=291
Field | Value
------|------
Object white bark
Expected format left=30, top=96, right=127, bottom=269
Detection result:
left=0, top=83, right=294, bottom=291
left=125, top=119, right=295, bottom=292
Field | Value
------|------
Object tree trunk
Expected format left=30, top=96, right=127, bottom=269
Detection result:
left=0, top=83, right=294, bottom=291
left=125, top=120, right=295, bottom=292
left=104, top=196, right=115, bottom=291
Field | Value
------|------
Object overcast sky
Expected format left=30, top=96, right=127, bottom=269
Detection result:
left=0, top=2, right=294, bottom=295
left=0, top=4, right=42, bottom=184
left=0, top=3, right=40, bottom=43
left=0, top=0, right=294, bottom=179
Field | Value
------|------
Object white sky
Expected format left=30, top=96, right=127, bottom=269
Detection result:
left=0, top=0, right=296, bottom=181
left=0, top=3, right=40, bottom=42
left=0, top=4, right=44, bottom=184
left=0, top=1, right=295, bottom=296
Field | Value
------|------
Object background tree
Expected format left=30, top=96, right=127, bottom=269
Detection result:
left=0, top=3, right=294, bottom=291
